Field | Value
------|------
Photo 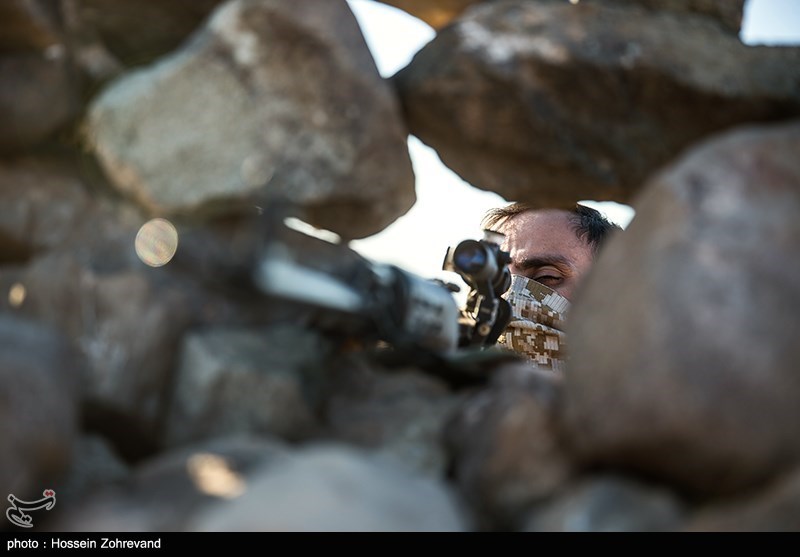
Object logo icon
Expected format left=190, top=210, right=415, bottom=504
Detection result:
left=6, top=490, right=56, bottom=528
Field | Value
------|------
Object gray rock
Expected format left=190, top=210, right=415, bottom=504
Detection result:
left=50, top=436, right=289, bottom=531
left=189, top=444, right=467, bottom=531
left=0, top=315, right=83, bottom=497
left=165, top=325, right=329, bottom=446
left=562, top=120, right=800, bottom=495
left=523, top=475, right=685, bottom=532
left=0, top=156, right=94, bottom=262
left=685, top=468, right=800, bottom=532
left=444, top=362, right=573, bottom=529
left=394, top=0, right=800, bottom=207
left=87, top=0, right=415, bottom=239
left=323, top=361, right=460, bottom=476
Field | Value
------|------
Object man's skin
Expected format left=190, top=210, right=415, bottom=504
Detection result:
left=496, top=209, right=594, bottom=301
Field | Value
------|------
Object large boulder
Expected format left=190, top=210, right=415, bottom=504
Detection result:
left=87, top=0, right=415, bottom=239
left=562, top=121, right=800, bottom=495
left=394, top=0, right=800, bottom=207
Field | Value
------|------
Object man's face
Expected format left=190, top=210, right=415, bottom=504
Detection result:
left=498, top=209, right=594, bottom=301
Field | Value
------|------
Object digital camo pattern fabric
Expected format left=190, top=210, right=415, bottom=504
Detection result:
left=497, top=275, right=571, bottom=373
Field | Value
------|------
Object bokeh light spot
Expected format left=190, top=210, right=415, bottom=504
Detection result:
left=135, top=218, right=179, bottom=267
left=8, top=283, right=26, bottom=307
left=186, top=453, right=246, bottom=499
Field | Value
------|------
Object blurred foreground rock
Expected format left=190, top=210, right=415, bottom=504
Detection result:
left=685, top=468, right=800, bottom=532
left=523, top=475, right=686, bottom=532
left=445, top=363, right=573, bottom=529
left=0, top=316, right=83, bottom=497
left=563, top=120, right=800, bottom=496
left=189, top=444, right=467, bottom=531
left=53, top=438, right=465, bottom=532
left=51, top=436, right=289, bottom=531
left=323, top=361, right=460, bottom=476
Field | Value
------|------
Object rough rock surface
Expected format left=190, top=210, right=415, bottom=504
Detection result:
left=87, top=0, right=415, bottom=239
left=394, top=0, right=800, bottom=207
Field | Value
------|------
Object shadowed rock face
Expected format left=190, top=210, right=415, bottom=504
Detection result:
left=64, top=0, right=225, bottom=67
left=0, top=316, right=84, bottom=497
left=394, top=0, right=800, bottom=207
left=86, top=0, right=415, bottom=240
left=0, top=53, right=81, bottom=153
left=685, top=468, right=800, bottom=532
left=444, top=363, right=573, bottom=529
left=562, top=120, right=800, bottom=496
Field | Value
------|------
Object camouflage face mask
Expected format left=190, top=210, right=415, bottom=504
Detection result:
left=496, top=274, right=570, bottom=373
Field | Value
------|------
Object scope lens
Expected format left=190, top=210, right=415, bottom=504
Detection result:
left=453, top=241, right=488, bottom=274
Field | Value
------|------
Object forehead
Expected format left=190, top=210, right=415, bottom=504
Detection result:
left=501, top=209, right=589, bottom=258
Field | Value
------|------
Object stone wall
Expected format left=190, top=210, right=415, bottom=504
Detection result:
left=1, top=0, right=798, bottom=531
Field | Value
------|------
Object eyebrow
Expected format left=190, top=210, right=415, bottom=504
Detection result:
left=514, top=254, right=573, bottom=271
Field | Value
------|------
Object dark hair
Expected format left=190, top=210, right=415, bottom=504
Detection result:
left=481, top=202, right=622, bottom=255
